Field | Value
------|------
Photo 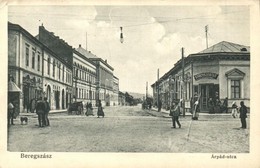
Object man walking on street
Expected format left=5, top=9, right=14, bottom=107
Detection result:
left=171, top=101, right=181, bottom=128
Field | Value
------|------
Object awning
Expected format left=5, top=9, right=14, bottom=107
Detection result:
left=8, top=81, right=22, bottom=92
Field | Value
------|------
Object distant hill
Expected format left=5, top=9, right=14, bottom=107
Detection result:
left=123, top=92, right=146, bottom=99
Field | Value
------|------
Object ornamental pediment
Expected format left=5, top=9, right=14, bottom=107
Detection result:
left=225, top=68, right=245, bottom=77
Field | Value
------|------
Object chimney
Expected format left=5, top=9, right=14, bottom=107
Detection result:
left=79, top=44, right=81, bottom=48
left=105, top=59, right=107, bottom=63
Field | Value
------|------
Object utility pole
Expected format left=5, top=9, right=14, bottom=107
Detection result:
left=181, top=47, right=185, bottom=117
left=157, top=68, right=159, bottom=108
left=146, top=81, right=148, bottom=100
left=86, top=32, right=88, bottom=51
left=205, top=25, right=208, bottom=49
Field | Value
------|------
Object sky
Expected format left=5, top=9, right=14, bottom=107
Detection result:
left=8, top=5, right=250, bottom=94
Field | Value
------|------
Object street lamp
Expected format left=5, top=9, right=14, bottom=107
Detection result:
left=120, top=27, right=124, bottom=43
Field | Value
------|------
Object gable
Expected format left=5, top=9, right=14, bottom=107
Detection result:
left=225, top=68, right=245, bottom=77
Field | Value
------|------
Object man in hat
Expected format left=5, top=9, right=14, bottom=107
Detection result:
left=170, top=100, right=182, bottom=128
left=35, top=97, right=46, bottom=127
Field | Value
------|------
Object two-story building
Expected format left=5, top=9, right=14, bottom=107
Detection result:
left=8, top=22, right=73, bottom=112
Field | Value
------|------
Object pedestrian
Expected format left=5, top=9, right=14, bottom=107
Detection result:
left=30, top=98, right=36, bottom=113
left=222, top=97, right=228, bottom=113
left=86, top=102, right=94, bottom=116
left=170, top=101, right=181, bottom=128
left=239, top=101, right=248, bottom=129
left=8, top=101, right=15, bottom=125
left=192, top=92, right=199, bottom=120
left=97, top=99, right=104, bottom=118
left=148, top=101, right=152, bottom=111
left=158, top=99, right=162, bottom=112
left=208, top=97, right=214, bottom=114
left=214, top=99, right=222, bottom=113
left=44, top=97, right=50, bottom=126
left=35, top=97, right=46, bottom=127
left=231, top=101, right=238, bottom=118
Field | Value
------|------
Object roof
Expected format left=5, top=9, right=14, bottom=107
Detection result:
left=76, top=47, right=98, bottom=59
left=8, top=22, right=73, bottom=69
left=8, top=81, right=22, bottom=92
left=199, top=41, right=250, bottom=53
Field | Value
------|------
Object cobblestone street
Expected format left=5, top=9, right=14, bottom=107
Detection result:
left=8, top=105, right=249, bottom=153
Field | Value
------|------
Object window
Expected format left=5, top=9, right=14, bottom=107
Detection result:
left=58, top=63, right=61, bottom=80
left=63, top=66, right=65, bottom=81
left=37, top=54, right=40, bottom=71
left=47, top=57, right=50, bottom=75
left=32, top=51, right=35, bottom=69
left=231, top=80, right=240, bottom=98
left=53, top=59, right=56, bottom=77
left=26, top=47, right=29, bottom=66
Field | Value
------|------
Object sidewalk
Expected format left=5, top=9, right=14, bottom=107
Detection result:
left=19, top=107, right=100, bottom=116
left=149, top=107, right=237, bottom=118
left=19, top=109, right=67, bottom=116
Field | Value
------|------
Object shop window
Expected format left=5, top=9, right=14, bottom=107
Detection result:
left=231, top=80, right=240, bottom=98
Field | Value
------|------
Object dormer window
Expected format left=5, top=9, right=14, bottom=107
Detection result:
left=240, top=48, right=247, bottom=51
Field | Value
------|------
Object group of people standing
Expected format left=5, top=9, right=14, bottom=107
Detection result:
left=84, top=100, right=105, bottom=118
left=208, top=97, right=229, bottom=114
left=231, top=101, right=248, bottom=129
left=35, top=97, right=50, bottom=127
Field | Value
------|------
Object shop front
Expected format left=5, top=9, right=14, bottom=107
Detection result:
left=22, top=74, right=43, bottom=113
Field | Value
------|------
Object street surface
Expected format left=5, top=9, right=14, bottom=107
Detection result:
left=8, top=105, right=249, bottom=153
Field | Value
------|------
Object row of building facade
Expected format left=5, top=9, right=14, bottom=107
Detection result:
left=8, top=22, right=120, bottom=113
left=151, top=41, right=250, bottom=113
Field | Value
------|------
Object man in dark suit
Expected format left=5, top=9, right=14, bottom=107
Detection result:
left=239, top=101, right=248, bottom=129
left=35, top=97, right=46, bottom=127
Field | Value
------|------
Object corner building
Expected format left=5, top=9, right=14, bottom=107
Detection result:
left=152, top=41, right=250, bottom=112
left=8, top=22, right=73, bottom=112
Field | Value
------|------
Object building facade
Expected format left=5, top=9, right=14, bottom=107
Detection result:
left=111, top=76, right=119, bottom=106
left=8, top=22, right=73, bottom=112
left=42, top=47, right=73, bottom=110
left=76, top=46, right=116, bottom=106
left=73, top=49, right=97, bottom=106
left=152, top=41, right=250, bottom=112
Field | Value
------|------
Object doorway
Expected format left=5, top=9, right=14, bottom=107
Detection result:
left=199, top=84, right=219, bottom=111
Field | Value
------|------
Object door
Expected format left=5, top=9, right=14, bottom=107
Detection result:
left=199, top=84, right=214, bottom=111
left=200, top=84, right=208, bottom=111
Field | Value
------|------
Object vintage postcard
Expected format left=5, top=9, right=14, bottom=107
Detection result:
left=1, top=0, right=260, bottom=167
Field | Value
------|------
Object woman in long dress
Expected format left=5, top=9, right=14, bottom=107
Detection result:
left=97, top=100, right=104, bottom=118
left=231, top=101, right=238, bottom=118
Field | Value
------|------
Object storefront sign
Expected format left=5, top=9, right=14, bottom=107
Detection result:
left=194, top=72, right=218, bottom=81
